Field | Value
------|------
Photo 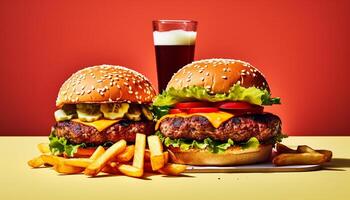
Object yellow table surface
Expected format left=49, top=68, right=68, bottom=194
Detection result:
left=1, top=136, right=349, bottom=200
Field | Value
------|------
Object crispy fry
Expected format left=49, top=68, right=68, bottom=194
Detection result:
left=54, top=162, right=84, bottom=174
left=101, top=165, right=119, bottom=174
left=37, top=143, right=50, bottom=154
left=132, top=134, right=146, bottom=169
left=276, top=143, right=297, bottom=154
left=163, top=151, right=169, bottom=164
left=148, top=135, right=165, bottom=170
left=84, top=140, right=127, bottom=176
left=273, top=153, right=327, bottom=166
left=28, top=156, right=45, bottom=168
left=118, top=164, right=143, bottom=177
left=316, top=150, right=333, bottom=162
left=297, top=145, right=317, bottom=153
left=158, top=163, right=187, bottom=176
left=40, top=155, right=64, bottom=166
left=89, top=146, right=105, bottom=160
left=64, top=158, right=92, bottom=168
left=116, top=145, right=135, bottom=162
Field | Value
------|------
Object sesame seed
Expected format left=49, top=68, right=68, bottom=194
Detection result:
left=222, top=76, right=228, bottom=79
left=237, top=80, right=241, bottom=85
left=201, top=77, right=205, bottom=81
left=128, top=91, right=133, bottom=94
left=206, top=72, right=210, bottom=76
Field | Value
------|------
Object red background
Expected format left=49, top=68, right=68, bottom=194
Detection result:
left=1, top=0, right=349, bottom=136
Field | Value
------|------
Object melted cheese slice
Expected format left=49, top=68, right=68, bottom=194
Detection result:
left=155, top=111, right=234, bottom=130
left=72, top=119, right=120, bottom=132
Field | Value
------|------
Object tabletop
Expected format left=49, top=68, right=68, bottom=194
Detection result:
left=1, top=136, right=349, bottom=200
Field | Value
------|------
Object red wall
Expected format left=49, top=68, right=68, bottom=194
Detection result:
left=1, top=0, right=349, bottom=136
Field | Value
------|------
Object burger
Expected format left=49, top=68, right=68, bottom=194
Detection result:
left=49, top=64, right=156, bottom=157
left=153, top=59, right=285, bottom=165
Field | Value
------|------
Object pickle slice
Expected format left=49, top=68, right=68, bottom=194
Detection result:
left=76, top=110, right=102, bottom=122
left=54, top=109, right=73, bottom=122
left=141, top=106, right=153, bottom=120
left=76, top=104, right=102, bottom=122
left=61, top=104, right=76, bottom=115
left=100, top=103, right=129, bottom=120
left=126, top=105, right=142, bottom=121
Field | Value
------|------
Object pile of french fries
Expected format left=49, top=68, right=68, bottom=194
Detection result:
left=28, top=134, right=187, bottom=177
left=273, top=143, right=332, bottom=166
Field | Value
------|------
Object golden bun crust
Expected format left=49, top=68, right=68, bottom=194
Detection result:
left=166, top=59, right=270, bottom=94
left=56, top=64, right=156, bottom=107
left=168, top=144, right=272, bottom=166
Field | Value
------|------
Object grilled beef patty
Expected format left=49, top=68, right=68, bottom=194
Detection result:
left=158, top=113, right=281, bottom=142
left=53, top=120, right=155, bottom=145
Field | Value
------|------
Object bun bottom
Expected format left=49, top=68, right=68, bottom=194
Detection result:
left=167, top=144, right=272, bottom=166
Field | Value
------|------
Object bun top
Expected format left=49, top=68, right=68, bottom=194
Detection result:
left=166, top=59, right=270, bottom=94
left=56, top=64, right=156, bottom=107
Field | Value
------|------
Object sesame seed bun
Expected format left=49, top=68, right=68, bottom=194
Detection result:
left=168, top=144, right=272, bottom=166
left=166, top=58, right=270, bottom=94
left=56, top=64, right=156, bottom=107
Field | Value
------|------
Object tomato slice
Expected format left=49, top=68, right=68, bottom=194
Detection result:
left=216, top=101, right=258, bottom=109
left=175, top=102, right=211, bottom=109
left=188, top=107, right=220, bottom=114
left=169, top=108, right=185, bottom=114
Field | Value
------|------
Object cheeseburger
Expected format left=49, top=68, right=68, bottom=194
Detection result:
left=50, top=64, right=156, bottom=157
left=153, top=59, right=285, bottom=165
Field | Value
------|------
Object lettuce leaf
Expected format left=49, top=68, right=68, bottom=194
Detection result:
left=48, top=130, right=82, bottom=157
left=156, top=131, right=260, bottom=153
left=156, top=131, right=287, bottom=153
left=153, top=84, right=280, bottom=107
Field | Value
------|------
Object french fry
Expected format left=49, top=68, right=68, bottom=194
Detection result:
left=132, top=133, right=146, bottom=169
left=272, top=153, right=327, bottom=166
left=40, top=155, right=64, bottom=166
left=297, top=145, right=317, bottom=153
left=276, top=143, right=297, bottom=154
left=158, top=163, right=187, bottom=176
left=116, top=145, right=135, bottom=162
left=117, top=134, right=146, bottom=177
left=54, top=162, right=84, bottom=174
left=37, top=143, right=50, bottom=154
left=64, top=158, right=92, bottom=168
left=163, top=151, right=169, bottom=164
left=118, top=164, right=143, bottom=177
left=148, top=135, right=165, bottom=170
left=28, top=156, right=45, bottom=168
left=89, top=146, right=105, bottom=160
left=84, top=140, right=127, bottom=176
left=316, top=150, right=333, bottom=162
left=101, top=165, right=119, bottom=174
